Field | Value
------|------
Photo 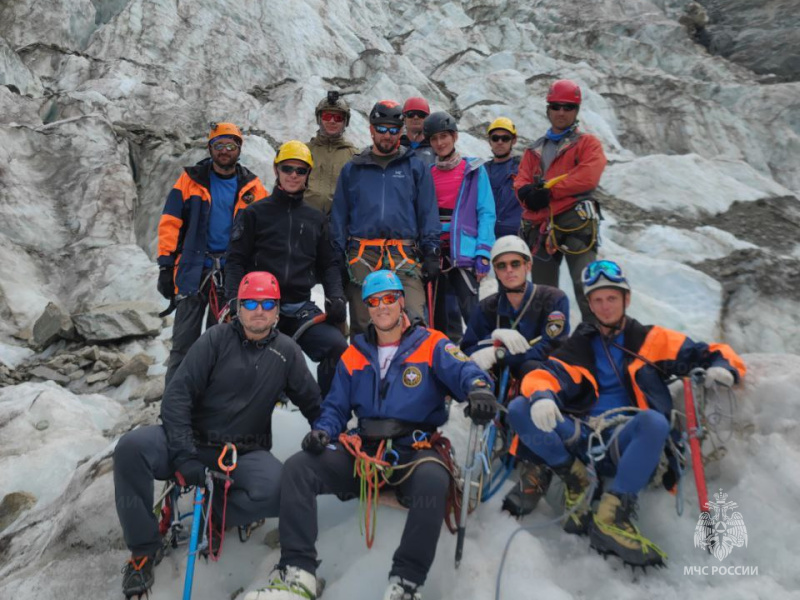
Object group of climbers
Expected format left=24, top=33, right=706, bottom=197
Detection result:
left=117, top=79, right=746, bottom=599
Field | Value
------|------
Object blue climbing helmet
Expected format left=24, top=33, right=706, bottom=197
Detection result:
left=581, top=259, right=631, bottom=297
left=361, top=270, right=404, bottom=301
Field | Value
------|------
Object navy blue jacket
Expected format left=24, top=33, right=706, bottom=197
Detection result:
left=462, top=282, right=570, bottom=378
left=330, top=147, right=441, bottom=256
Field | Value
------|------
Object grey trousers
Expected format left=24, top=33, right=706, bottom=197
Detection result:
left=278, top=445, right=450, bottom=586
left=113, top=425, right=282, bottom=557
left=522, top=209, right=597, bottom=322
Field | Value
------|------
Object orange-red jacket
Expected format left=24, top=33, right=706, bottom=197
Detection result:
left=157, top=159, right=267, bottom=296
left=513, top=128, right=606, bottom=226
left=521, top=319, right=746, bottom=419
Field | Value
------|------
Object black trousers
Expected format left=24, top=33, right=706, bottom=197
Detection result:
left=277, top=303, right=348, bottom=396
left=278, top=444, right=451, bottom=586
left=113, top=426, right=282, bottom=558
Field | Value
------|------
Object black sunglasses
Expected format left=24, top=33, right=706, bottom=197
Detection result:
left=404, top=110, right=428, bottom=119
left=490, top=134, right=513, bottom=143
left=548, top=103, right=578, bottom=112
left=278, top=165, right=310, bottom=176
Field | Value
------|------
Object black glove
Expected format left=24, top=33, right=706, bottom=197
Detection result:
left=174, top=459, right=207, bottom=487
left=157, top=266, right=175, bottom=300
left=420, top=248, right=441, bottom=284
left=302, top=430, right=331, bottom=455
left=518, top=183, right=551, bottom=211
left=325, top=297, right=347, bottom=324
left=466, top=386, right=498, bottom=426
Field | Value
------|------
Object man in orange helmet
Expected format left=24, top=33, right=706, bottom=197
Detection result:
left=157, top=122, right=268, bottom=386
left=514, top=80, right=607, bottom=321
left=115, top=272, right=321, bottom=598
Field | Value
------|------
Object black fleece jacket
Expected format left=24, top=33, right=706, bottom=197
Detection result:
left=161, top=319, right=321, bottom=467
left=225, top=186, right=344, bottom=303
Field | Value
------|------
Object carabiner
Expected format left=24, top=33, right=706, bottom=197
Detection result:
left=217, top=442, right=238, bottom=474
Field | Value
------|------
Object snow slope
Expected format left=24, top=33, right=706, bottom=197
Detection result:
left=0, top=353, right=797, bottom=599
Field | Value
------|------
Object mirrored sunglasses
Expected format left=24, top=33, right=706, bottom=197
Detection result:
left=548, top=103, right=579, bottom=112
left=364, top=292, right=401, bottom=308
left=278, top=164, right=310, bottom=176
left=374, top=125, right=401, bottom=135
left=494, top=259, right=524, bottom=271
left=211, top=141, right=240, bottom=152
left=241, top=299, right=278, bottom=311
left=490, top=134, right=513, bottom=143
left=321, top=112, right=345, bottom=123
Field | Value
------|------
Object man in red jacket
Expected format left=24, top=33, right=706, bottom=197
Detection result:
left=514, top=80, right=607, bottom=321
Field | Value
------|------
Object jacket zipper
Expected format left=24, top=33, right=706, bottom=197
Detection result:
left=285, top=205, right=293, bottom=283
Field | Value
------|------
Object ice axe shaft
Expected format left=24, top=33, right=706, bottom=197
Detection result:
left=544, top=173, right=568, bottom=189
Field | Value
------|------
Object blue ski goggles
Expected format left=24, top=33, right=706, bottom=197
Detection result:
left=582, top=260, right=626, bottom=286
left=241, top=299, right=278, bottom=311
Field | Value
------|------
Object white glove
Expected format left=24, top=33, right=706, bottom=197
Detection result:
left=470, top=346, right=498, bottom=371
left=491, top=329, right=529, bottom=355
left=530, top=399, right=564, bottom=432
left=704, top=366, right=735, bottom=388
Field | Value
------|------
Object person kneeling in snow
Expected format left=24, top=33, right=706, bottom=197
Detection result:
left=461, top=235, right=570, bottom=517
left=506, top=259, right=745, bottom=567
left=245, top=270, right=496, bottom=600
left=114, top=272, right=321, bottom=598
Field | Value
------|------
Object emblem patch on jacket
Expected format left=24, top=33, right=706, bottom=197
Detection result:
left=242, top=191, right=255, bottom=205
left=546, top=311, right=566, bottom=338
left=402, top=366, right=423, bottom=387
left=445, top=343, right=468, bottom=362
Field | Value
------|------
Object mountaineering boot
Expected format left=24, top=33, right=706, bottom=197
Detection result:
left=244, top=565, right=320, bottom=599
left=553, top=458, right=592, bottom=535
left=383, top=576, right=422, bottom=600
left=590, top=492, right=667, bottom=568
left=502, top=462, right=553, bottom=517
left=121, top=555, right=155, bottom=598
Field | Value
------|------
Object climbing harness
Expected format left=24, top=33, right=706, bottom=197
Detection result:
left=347, top=238, right=419, bottom=284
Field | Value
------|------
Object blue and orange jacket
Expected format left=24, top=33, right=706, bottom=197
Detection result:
left=157, top=158, right=268, bottom=296
left=520, top=319, right=746, bottom=419
left=432, top=157, right=497, bottom=268
left=314, top=321, right=492, bottom=439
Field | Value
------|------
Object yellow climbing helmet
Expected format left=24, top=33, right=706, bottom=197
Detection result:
left=274, top=140, right=314, bottom=168
left=487, top=117, right=517, bottom=136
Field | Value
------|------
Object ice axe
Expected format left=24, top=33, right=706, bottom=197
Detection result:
left=292, top=313, right=327, bottom=342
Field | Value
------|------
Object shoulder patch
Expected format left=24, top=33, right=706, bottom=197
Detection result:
left=402, top=365, right=423, bottom=388
left=444, top=343, right=469, bottom=362
left=545, top=311, right=566, bottom=338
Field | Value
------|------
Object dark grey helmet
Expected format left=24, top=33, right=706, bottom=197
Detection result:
left=369, top=100, right=405, bottom=126
left=423, top=111, right=458, bottom=138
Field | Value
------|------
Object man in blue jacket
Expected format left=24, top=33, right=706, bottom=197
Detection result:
left=424, top=111, right=496, bottom=342
left=330, top=100, right=442, bottom=336
left=461, top=235, right=570, bottom=517
left=245, top=271, right=497, bottom=600
left=508, top=260, right=745, bottom=567
left=484, top=117, right=522, bottom=239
